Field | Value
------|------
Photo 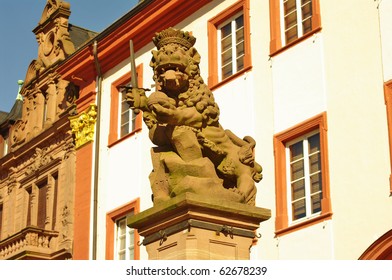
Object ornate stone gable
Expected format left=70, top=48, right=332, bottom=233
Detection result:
left=24, top=0, right=75, bottom=87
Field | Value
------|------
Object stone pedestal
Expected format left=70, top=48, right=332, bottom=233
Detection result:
left=127, top=193, right=271, bottom=260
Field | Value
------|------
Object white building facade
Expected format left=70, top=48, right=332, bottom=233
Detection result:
left=84, top=0, right=392, bottom=260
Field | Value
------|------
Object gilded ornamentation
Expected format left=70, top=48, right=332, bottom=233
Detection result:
left=69, top=104, right=97, bottom=149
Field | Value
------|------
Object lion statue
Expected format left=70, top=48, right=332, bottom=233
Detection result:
left=125, top=28, right=262, bottom=206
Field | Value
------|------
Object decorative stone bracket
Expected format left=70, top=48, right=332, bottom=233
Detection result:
left=69, top=104, right=97, bottom=149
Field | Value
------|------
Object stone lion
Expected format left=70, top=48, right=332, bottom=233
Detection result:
left=125, top=28, right=262, bottom=206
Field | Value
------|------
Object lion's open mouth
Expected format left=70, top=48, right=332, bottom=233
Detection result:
left=157, top=64, right=188, bottom=90
left=156, top=63, right=186, bottom=75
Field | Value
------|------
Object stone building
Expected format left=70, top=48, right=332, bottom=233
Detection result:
left=1, top=0, right=392, bottom=260
left=0, top=0, right=96, bottom=259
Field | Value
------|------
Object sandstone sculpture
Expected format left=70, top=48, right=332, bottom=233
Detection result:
left=125, top=28, right=262, bottom=206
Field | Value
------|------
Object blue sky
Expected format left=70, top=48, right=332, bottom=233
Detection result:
left=0, top=0, right=138, bottom=112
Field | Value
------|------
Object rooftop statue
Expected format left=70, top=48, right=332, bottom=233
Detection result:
left=125, top=28, right=262, bottom=206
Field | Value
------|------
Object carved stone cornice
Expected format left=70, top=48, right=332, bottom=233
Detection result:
left=69, top=104, right=97, bottom=149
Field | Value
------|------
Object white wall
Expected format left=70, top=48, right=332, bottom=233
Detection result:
left=271, top=35, right=327, bottom=133
left=320, top=0, right=392, bottom=259
left=94, top=0, right=392, bottom=260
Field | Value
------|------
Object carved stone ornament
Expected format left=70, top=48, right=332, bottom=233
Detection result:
left=69, top=104, right=97, bottom=149
left=125, top=28, right=262, bottom=206
left=22, top=0, right=75, bottom=82
left=25, top=147, right=55, bottom=176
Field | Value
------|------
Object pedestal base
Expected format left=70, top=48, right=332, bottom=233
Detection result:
left=127, top=193, right=271, bottom=260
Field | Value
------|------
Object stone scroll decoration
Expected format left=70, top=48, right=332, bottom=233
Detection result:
left=125, top=28, right=262, bottom=206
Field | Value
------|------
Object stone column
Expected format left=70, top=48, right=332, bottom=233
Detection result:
left=128, top=193, right=270, bottom=260
left=45, top=75, right=58, bottom=125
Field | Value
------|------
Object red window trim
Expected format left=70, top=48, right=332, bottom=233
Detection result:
left=105, top=198, right=140, bottom=260
left=108, top=64, right=143, bottom=147
left=384, top=80, right=392, bottom=195
left=269, top=0, right=322, bottom=56
left=273, top=112, right=332, bottom=236
left=207, top=0, right=251, bottom=89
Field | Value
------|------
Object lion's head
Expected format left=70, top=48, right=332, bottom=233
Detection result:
left=150, top=28, right=220, bottom=127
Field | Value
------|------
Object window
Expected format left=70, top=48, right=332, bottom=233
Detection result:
left=115, top=214, right=135, bottom=260
left=51, top=172, right=58, bottom=230
left=42, top=94, right=48, bottom=127
left=106, top=199, right=140, bottom=260
left=274, top=112, right=331, bottom=235
left=0, top=204, right=3, bottom=240
left=109, top=65, right=143, bottom=146
left=286, top=131, right=322, bottom=222
left=25, top=173, right=58, bottom=230
left=120, top=90, right=137, bottom=138
left=208, top=0, right=251, bottom=87
left=218, top=13, right=245, bottom=81
left=37, top=179, right=48, bottom=229
left=269, top=0, right=321, bottom=54
left=2, top=133, right=9, bottom=157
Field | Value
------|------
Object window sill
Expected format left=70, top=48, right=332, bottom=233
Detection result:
left=275, top=211, right=332, bottom=237
left=108, top=127, right=142, bottom=148
left=209, top=65, right=252, bottom=91
left=270, top=27, right=322, bottom=57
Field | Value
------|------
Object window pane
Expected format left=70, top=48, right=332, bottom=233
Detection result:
left=302, top=18, right=312, bottom=34
left=221, top=22, right=232, bottom=39
left=235, top=14, right=244, bottom=30
left=311, top=192, right=322, bottom=214
left=236, top=55, right=244, bottom=72
left=291, top=179, right=305, bottom=200
left=0, top=204, right=3, bottom=239
left=290, top=141, right=303, bottom=161
left=222, top=63, right=233, bottom=80
left=291, top=159, right=304, bottom=180
left=284, top=0, right=297, bottom=14
left=221, top=48, right=233, bottom=66
left=119, top=236, right=126, bottom=249
left=285, top=26, right=298, bottom=44
left=309, top=153, right=321, bottom=174
left=37, top=181, right=48, bottom=229
left=236, top=34, right=244, bottom=55
left=285, top=10, right=298, bottom=30
left=308, top=133, right=320, bottom=154
left=116, top=213, right=135, bottom=260
left=118, top=219, right=126, bottom=234
left=121, top=110, right=129, bottom=124
left=121, top=124, right=129, bottom=137
left=310, top=173, right=322, bottom=193
left=221, top=35, right=232, bottom=53
left=118, top=252, right=125, bottom=260
left=292, top=198, right=306, bottom=220
left=301, top=0, right=312, bottom=19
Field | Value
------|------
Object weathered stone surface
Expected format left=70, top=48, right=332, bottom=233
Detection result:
left=127, top=193, right=271, bottom=260
left=125, top=28, right=263, bottom=205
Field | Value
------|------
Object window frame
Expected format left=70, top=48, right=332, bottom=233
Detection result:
left=269, top=0, right=321, bottom=56
left=384, top=80, right=392, bottom=195
left=273, top=112, right=332, bottom=236
left=105, top=199, right=140, bottom=260
left=115, top=214, right=136, bottom=260
left=208, top=0, right=251, bottom=89
left=108, top=64, right=143, bottom=147
left=285, top=129, right=322, bottom=224
left=0, top=203, right=3, bottom=240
